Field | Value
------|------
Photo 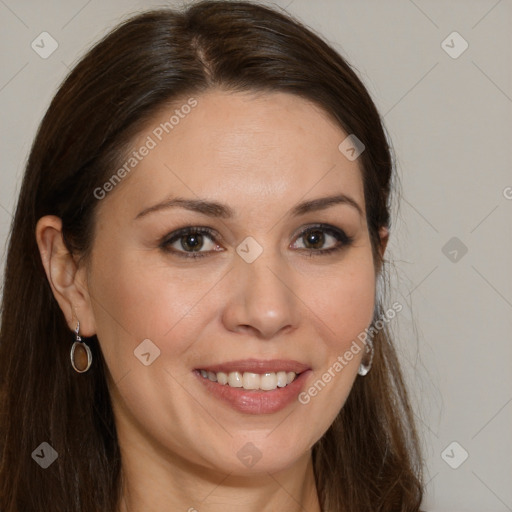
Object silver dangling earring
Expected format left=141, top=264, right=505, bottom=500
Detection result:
left=358, top=335, right=374, bottom=376
left=70, top=320, right=92, bottom=373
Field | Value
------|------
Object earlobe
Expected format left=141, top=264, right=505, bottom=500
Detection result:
left=35, top=215, right=96, bottom=336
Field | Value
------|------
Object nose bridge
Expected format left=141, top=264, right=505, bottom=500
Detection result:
left=222, top=238, right=301, bottom=339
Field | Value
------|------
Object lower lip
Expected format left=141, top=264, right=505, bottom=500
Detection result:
left=194, top=370, right=312, bottom=415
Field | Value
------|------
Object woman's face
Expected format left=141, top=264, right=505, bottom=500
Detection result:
left=86, top=89, right=379, bottom=475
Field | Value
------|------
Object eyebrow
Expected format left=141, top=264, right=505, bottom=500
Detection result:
left=134, top=193, right=364, bottom=220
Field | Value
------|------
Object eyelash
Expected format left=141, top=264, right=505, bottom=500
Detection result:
left=159, top=224, right=354, bottom=259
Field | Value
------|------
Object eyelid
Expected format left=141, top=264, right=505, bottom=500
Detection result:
left=160, top=223, right=353, bottom=258
left=291, top=223, right=353, bottom=249
left=162, top=226, right=220, bottom=244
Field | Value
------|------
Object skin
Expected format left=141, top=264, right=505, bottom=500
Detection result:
left=36, top=89, right=388, bottom=512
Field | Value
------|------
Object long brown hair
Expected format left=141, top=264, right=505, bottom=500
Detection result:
left=0, top=1, right=423, bottom=510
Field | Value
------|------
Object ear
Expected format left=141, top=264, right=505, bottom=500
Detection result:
left=35, top=215, right=96, bottom=336
left=378, top=226, right=389, bottom=259
left=374, top=226, right=389, bottom=274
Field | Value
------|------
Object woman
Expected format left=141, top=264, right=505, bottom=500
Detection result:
left=0, top=1, right=423, bottom=511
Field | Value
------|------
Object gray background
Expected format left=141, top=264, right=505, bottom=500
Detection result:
left=1, top=0, right=511, bottom=510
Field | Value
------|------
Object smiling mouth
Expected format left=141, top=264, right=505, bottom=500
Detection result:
left=196, top=369, right=300, bottom=391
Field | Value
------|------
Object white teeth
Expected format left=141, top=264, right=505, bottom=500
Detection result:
left=228, top=371, right=243, bottom=388
left=277, top=371, right=287, bottom=387
left=242, top=372, right=260, bottom=390
left=216, top=371, right=228, bottom=385
left=199, top=370, right=298, bottom=391
left=260, top=373, right=276, bottom=391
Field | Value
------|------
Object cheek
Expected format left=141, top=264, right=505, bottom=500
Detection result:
left=295, top=254, right=376, bottom=418
left=308, top=256, right=376, bottom=349
left=87, top=245, right=218, bottom=380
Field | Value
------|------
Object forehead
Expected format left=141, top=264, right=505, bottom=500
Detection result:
left=97, top=89, right=365, bottom=220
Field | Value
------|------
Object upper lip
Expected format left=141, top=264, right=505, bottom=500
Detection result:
left=196, top=359, right=311, bottom=374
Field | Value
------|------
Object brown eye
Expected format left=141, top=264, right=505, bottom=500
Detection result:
left=302, top=229, right=325, bottom=249
left=180, top=232, right=204, bottom=252
left=291, top=224, right=353, bottom=255
left=161, top=227, right=222, bottom=258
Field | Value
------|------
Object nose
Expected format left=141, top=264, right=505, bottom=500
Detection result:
left=221, top=247, right=301, bottom=339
